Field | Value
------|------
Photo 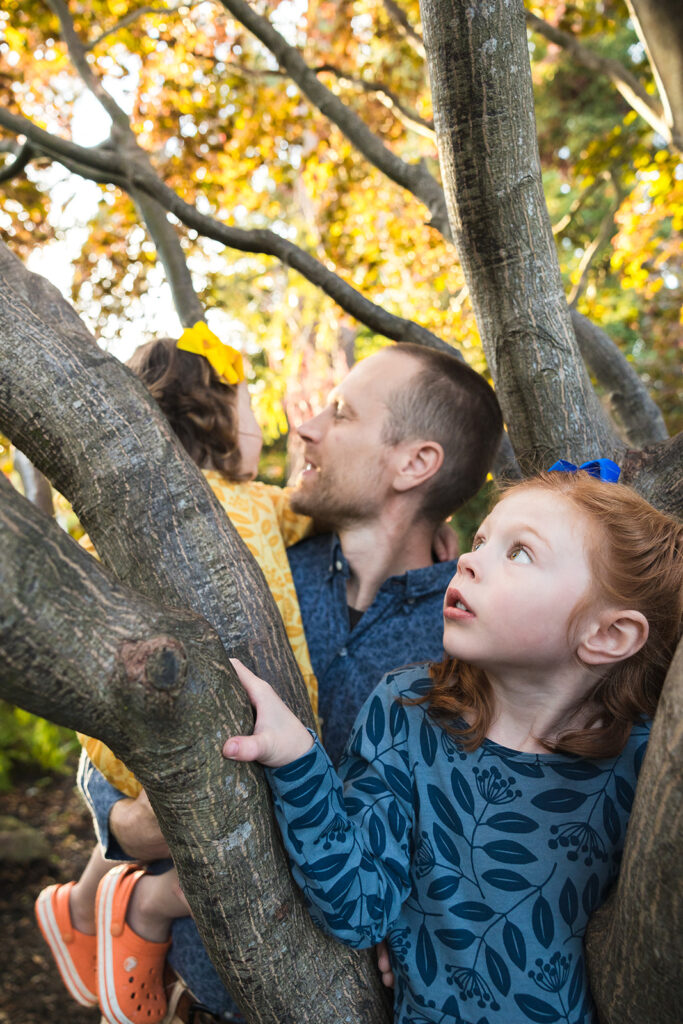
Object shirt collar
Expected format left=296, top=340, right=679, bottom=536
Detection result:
left=325, top=533, right=456, bottom=596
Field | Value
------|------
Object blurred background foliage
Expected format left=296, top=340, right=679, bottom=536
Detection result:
left=0, top=0, right=680, bottom=782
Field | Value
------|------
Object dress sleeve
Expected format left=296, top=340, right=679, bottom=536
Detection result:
left=267, top=485, right=313, bottom=548
left=266, top=683, right=414, bottom=948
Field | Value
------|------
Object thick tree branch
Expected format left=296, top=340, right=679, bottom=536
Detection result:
left=217, top=0, right=450, bottom=237
left=570, top=310, right=669, bottom=448
left=0, top=244, right=390, bottom=1023
left=585, top=631, right=683, bottom=1023
left=621, top=433, right=683, bottom=516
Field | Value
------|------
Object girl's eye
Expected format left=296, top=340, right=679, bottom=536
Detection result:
left=509, top=545, right=531, bottom=564
left=472, top=536, right=485, bottom=551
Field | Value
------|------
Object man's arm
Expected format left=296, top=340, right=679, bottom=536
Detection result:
left=77, top=749, right=169, bottom=861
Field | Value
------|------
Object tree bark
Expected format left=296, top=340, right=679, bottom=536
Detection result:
left=0, top=245, right=390, bottom=1023
left=570, top=309, right=669, bottom=449
left=584, top=634, right=683, bottom=1023
left=419, top=0, right=622, bottom=471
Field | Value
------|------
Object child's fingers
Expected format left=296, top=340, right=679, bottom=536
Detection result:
left=223, top=733, right=272, bottom=763
left=230, top=658, right=273, bottom=707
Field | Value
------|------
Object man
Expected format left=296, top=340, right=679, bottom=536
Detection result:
left=78, top=342, right=503, bottom=1017
left=287, top=342, right=503, bottom=762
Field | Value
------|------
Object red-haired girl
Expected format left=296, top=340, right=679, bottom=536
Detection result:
left=224, top=467, right=681, bottom=1024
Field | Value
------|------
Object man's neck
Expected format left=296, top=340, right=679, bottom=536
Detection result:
left=339, top=514, right=437, bottom=611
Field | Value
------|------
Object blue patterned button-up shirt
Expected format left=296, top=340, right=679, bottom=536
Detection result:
left=288, top=532, right=457, bottom=764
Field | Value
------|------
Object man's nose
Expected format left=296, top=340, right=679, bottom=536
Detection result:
left=297, top=409, right=327, bottom=443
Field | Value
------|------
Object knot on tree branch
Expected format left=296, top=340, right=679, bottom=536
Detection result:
left=118, top=636, right=188, bottom=695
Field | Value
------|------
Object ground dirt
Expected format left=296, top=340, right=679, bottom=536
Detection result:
left=0, top=760, right=99, bottom=1024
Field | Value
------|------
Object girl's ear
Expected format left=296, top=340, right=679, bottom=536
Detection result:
left=578, top=609, right=649, bottom=666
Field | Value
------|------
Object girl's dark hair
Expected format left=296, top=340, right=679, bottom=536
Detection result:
left=127, top=337, right=247, bottom=479
left=422, top=472, right=683, bottom=759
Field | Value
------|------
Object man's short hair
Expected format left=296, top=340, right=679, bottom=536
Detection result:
left=381, top=343, right=503, bottom=523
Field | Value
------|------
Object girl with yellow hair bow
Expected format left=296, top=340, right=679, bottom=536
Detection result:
left=37, top=324, right=318, bottom=1024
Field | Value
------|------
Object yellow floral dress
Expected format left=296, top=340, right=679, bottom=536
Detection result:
left=79, top=471, right=318, bottom=798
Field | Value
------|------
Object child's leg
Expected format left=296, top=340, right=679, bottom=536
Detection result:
left=96, top=864, right=190, bottom=1024
left=34, top=841, right=118, bottom=1008
left=69, top=843, right=124, bottom=934
left=124, top=866, right=191, bottom=942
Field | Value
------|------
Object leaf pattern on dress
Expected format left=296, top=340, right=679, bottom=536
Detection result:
left=267, top=666, right=650, bottom=1024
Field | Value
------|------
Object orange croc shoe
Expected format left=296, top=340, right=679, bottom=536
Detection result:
left=35, top=881, right=97, bottom=1007
left=96, top=864, right=172, bottom=1024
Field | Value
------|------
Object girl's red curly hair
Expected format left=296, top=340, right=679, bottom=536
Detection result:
left=423, top=472, right=682, bottom=759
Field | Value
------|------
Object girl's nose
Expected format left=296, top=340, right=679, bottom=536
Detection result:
left=457, top=549, right=479, bottom=579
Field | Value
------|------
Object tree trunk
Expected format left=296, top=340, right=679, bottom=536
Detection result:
left=419, top=0, right=621, bottom=470
left=419, top=0, right=682, bottom=1015
left=584, top=634, right=683, bottom=1023
left=0, top=243, right=390, bottom=1023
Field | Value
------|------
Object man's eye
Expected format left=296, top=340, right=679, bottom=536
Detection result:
left=509, top=545, right=531, bottom=564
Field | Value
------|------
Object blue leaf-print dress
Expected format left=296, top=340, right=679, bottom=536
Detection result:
left=266, top=665, right=649, bottom=1024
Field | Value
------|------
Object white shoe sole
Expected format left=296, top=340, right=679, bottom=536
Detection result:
left=35, top=884, right=97, bottom=1007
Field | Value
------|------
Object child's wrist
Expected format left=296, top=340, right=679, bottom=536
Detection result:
left=278, top=725, right=315, bottom=767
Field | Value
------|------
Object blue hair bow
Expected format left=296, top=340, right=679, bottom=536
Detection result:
left=548, top=458, right=620, bottom=482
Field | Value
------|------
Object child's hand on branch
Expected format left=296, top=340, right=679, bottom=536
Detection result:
left=222, top=659, right=314, bottom=768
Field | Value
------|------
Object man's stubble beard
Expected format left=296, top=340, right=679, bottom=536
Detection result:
left=289, top=470, right=378, bottom=531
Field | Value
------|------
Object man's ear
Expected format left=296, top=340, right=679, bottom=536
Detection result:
left=392, top=440, right=444, bottom=492
left=578, top=609, right=649, bottom=666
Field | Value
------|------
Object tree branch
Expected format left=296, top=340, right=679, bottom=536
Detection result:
left=0, top=140, right=34, bottom=183
left=87, top=2, right=201, bottom=51
left=0, top=464, right=390, bottom=1024
left=552, top=175, right=608, bottom=236
left=625, top=0, right=683, bottom=150
left=526, top=11, right=672, bottom=146
left=0, top=107, right=456, bottom=353
left=570, top=309, right=669, bottom=447
left=316, top=64, right=435, bottom=138
left=217, top=0, right=450, bottom=237
left=45, top=0, right=131, bottom=132
left=567, top=194, right=620, bottom=307
left=43, top=0, right=204, bottom=328
left=420, top=0, right=622, bottom=469
left=381, top=0, right=426, bottom=59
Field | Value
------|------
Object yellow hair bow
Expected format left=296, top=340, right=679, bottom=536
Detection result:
left=177, top=322, right=244, bottom=385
